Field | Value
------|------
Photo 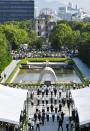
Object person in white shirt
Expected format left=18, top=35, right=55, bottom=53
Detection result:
left=66, top=120, right=69, bottom=131
left=36, top=119, right=40, bottom=131
left=31, top=120, right=34, bottom=131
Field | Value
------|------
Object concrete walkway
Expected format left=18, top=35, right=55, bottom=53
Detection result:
left=27, top=91, right=72, bottom=131
left=73, top=57, right=90, bottom=80
left=1, top=60, right=20, bottom=83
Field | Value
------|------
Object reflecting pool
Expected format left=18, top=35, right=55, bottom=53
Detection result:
left=14, top=68, right=81, bottom=83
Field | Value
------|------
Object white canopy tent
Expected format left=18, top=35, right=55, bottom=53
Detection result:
left=0, top=84, right=28, bottom=125
left=71, top=87, right=90, bottom=126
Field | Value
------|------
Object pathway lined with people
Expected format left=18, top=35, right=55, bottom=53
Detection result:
left=27, top=86, right=74, bottom=131
left=1, top=60, right=20, bottom=83
left=73, top=57, right=90, bottom=80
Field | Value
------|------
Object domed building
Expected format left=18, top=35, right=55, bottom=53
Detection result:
left=35, top=8, right=56, bottom=38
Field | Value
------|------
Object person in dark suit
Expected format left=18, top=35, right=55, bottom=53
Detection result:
left=46, top=111, right=49, bottom=122
left=54, top=88, right=57, bottom=97
left=58, top=118, right=63, bottom=131
left=61, top=111, right=65, bottom=122
left=52, top=110, right=55, bottom=122
left=46, top=88, right=49, bottom=96
left=59, top=103, right=62, bottom=112
left=50, top=104, right=54, bottom=112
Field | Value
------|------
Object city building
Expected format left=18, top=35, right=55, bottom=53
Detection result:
left=83, top=16, right=90, bottom=22
left=35, top=8, right=56, bottom=38
left=58, top=2, right=88, bottom=21
left=0, top=0, right=34, bottom=23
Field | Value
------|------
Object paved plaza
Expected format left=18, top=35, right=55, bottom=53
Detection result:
left=27, top=88, right=72, bottom=131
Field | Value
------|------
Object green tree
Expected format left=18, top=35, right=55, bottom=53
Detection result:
left=1, top=24, right=29, bottom=49
left=49, top=24, right=72, bottom=50
left=78, top=32, right=90, bottom=66
left=0, top=32, right=11, bottom=73
left=34, top=37, right=44, bottom=49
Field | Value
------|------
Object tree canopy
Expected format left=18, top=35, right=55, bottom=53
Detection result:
left=0, top=20, right=39, bottom=74
left=49, top=20, right=90, bottom=66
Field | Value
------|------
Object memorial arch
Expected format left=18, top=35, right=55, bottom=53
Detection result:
left=38, top=67, right=57, bottom=83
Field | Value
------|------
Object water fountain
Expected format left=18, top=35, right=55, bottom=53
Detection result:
left=38, top=67, right=57, bottom=83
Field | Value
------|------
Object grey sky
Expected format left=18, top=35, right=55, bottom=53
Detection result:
left=35, top=0, right=90, bottom=13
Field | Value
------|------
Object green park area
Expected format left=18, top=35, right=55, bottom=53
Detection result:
left=0, top=20, right=90, bottom=85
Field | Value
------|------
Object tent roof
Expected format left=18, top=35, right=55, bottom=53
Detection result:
left=71, top=87, right=90, bottom=126
left=0, top=84, right=28, bottom=125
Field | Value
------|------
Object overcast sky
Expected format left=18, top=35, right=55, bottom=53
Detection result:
left=35, top=0, right=90, bottom=14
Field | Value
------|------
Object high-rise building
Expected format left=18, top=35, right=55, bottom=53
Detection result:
left=58, top=2, right=88, bottom=21
left=0, top=0, right=34, bottom=23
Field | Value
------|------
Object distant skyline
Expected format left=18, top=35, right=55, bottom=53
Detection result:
left=35, top=0, right=90, bottom=14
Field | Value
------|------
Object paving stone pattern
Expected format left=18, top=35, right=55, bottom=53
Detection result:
left=27, top=89, right=72, bottom=131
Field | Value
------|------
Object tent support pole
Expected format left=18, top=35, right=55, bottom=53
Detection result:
left=13, top=126, right=15, bottom=131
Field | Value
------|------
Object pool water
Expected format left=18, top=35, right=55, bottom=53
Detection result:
left=14, top=68, right=81, bottom=83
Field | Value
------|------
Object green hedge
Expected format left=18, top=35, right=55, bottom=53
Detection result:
left=20, top=57, right=71, bottom=64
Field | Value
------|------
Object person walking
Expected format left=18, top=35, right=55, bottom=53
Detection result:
left=66, top=120, right=69, bottom=131
left=31, top=119, right=34, bottom=131
left=28, top=118, right=31, bottom=131
left=34, top=113, right=37, bottom=122
left=42, top=112, right=45, bottom=125
left=4, top=73, right=6, bottom=79
left=54, top=97, right=57, bottom=105
left=70, top=120, right=74, bottom=131
left=38, top=111, right=41, bottom=122
left=54, top=88, right=57, bottom=97
left=42, top=97, right=44, bottom=106
left=37, top=88, right=40, bottom=96
left=50, top=97, right=53, bottom=104
left=46, top=97, right=48, bottom=105
left=46, top=111, right=49, bottom=122
left=37, top=96, right=40, bottom=106
left=67, top=99, right=70, bottom=111
left=36, top=119, right=40, bottom=131
left=50, top=104, right=54, bottom=112
left=42, top=89, right=44, bottom=97
left=59, top=103, right=62, bottom=112
left=58, top=118, right=63, bottom=131
left=59, top=90, right=62, bottom=98
left=57, top=111, right=60, bottom=122
left=55, top=105, right=58, bottom=113
left=50, top=88, right=53, bottom=97
left=52, top=110, right=55, bottom=122
left=62, top=97, right=66, bottom=107
left=61, top=111, right=65, bottom=122
left=46, top=88, right=49, bottom=96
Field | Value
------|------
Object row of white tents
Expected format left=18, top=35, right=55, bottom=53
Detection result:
left=0, top=84, right=28, bottom=125
left=71, top=86, right=90, bottom=126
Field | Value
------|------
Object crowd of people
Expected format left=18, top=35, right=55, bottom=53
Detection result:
left=27, top=85, right=77, bottom=131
